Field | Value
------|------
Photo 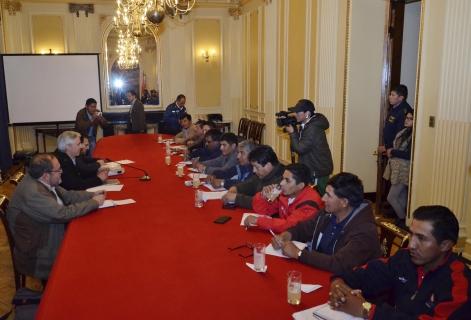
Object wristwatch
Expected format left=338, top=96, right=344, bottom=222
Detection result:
left=362, top=301, right=372, bottom=319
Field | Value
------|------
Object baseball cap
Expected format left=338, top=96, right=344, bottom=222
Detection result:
left=288, top=99, right=315, bottom=113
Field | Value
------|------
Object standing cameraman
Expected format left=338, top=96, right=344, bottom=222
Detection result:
left=286, top=99, right=333, bottom=195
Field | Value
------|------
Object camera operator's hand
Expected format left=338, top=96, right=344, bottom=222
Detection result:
left=285, top=124, right=295, bottom=134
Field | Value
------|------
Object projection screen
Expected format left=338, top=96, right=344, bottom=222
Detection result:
left=2, top=54, right=101, bottom=124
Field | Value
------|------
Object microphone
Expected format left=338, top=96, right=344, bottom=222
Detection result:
left=104, top=158, right=151, bottom=181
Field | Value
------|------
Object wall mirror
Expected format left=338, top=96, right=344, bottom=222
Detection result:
left=104, top=27, right=161, bottom=109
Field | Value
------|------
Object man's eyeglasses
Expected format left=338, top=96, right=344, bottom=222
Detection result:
left=48, top=169, right=63, bottom=173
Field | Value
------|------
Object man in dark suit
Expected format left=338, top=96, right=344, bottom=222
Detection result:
left=126, top=90, right=146, bottom=134
left=54, top=131, right=108, bottom=190
left=6, top=153, right=105, bottom=280
left=74, top=98, right=108, bottom=156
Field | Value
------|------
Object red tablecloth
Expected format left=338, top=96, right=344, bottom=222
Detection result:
left=37, top=134, right=331, bottom=319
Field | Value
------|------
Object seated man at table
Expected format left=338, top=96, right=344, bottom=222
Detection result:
left=76, top=136, right=105, bottom=178
left=194, top=132, right=238, bottom=175
left=329, top=205, right=471, bottom=320
left=222, top=145, right=285, bottom=209
left=174, top=114, right=198, bottom=145
left=187, top=121, right=216, bottom=154
left=244, top=163, right=323, bottom=233
left=54, top=131, right=108, bottom=190
left=271, top=172, right=381, bottom=273
left=207, top=140, right=255, bottom=190
left=189, top=128, right=222, bottom=162
left=6, top=153, right=106, bottom=281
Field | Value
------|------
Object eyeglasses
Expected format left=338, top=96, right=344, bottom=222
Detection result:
left=48, top=169, right=63, bottom=173
left=228, top=243, right=254, bottom=259
left=406, top=117, right=413, bottom=120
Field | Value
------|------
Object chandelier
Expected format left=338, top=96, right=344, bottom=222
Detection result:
left=113, top=0, right=196, bottom=37
left=116, top=29, right=142, bottom=69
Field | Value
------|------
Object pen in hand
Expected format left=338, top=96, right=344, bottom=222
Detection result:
left=269, top=229, right=283, bottom=248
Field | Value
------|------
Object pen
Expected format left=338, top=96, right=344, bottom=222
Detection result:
left=270, top=229, right=283, bottom=247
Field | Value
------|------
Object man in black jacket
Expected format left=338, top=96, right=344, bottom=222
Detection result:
left=329, top=205, right=471, bottom=319
left=54, top=131, right=108, bottom=190
left=286, top=99, right=333, bottom=195
left=222, top=145, right=284, bottom=209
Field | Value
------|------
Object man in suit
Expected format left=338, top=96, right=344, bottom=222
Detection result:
left=163, top=94, right=187, bottom=134
left=74, top=98, right=108, bottom=156
left=6, top=153, right=106, bottom=280
left=54, top=131, right=108, bottom=190
left=126, top=90, right=146, bottom=134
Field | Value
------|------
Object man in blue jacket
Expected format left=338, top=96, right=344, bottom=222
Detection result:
left=329, top=205, right=471, bottom=319
left=163, top=94, right=186, bottom=134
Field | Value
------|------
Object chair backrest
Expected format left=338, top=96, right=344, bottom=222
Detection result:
left=237, top=118, right=251, bottom=139
left=247, top=120, right=265, bottom=145
left=0, top=194, right=25, bottom=289
left=207, top=113, right=223, bottom=122
left=9, top=171, right=25, bottom=185
left=376, top=220, right=409, bottom=257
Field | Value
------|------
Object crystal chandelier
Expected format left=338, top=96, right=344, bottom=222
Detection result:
left=113, top=0, right=196, bottom=37
left=116, top=29, right=142, bottom=69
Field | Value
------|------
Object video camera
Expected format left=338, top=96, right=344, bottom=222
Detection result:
left=275, top=111, right=298, bottom=128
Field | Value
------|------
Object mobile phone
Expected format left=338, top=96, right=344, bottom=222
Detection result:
left=214, top=216, right=232, bottom=224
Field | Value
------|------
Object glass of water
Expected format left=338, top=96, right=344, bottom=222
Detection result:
left=194, top=190, right=203, bottom=208
left=253, top=243, right=266, bottom=271
left=287, top=270, right=302, bottom=305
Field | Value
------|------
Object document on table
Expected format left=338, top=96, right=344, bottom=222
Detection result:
left=187, top=168, right=199, bottom=173
left=292, top=303, right=363, bottom=320
left=188, top=173, right=208, bottom=179
left=176, top=161, right=192, bottom=166
left=86, top=184, right=124, bottom=192
left=99, top=199, right=136, bottom=209
left=265, top=241, right=307, bottom=258
left=203, top=183, right=226, bottom=192
left=239, top=213, right=271, bottom=226
left=115, top=160, right=135, bottom=165
left=201, top=191, right=227, bottom=201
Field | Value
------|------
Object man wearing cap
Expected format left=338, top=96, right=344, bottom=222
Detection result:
left=286, top=99, right=333, bottom=194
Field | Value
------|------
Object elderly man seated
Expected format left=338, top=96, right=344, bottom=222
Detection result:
left=329, top=205, right=471, bottom=319
left=193, top=132, right=238, bottom=175
left=271, top=172, right=382, bottom=274
left=54, top=131, right=108, bottom=190
left=6, top=153, right=106, bottom=281
left=244, top=163, right=323, bottom=233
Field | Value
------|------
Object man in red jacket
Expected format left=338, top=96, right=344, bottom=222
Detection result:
left=243, top=163, right=323, bottom=233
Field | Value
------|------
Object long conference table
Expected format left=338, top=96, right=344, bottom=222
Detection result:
left=37, top=134, right=331, bottom=319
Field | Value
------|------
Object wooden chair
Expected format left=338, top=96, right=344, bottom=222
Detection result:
left=0, top=194, right=25, bottom=289
left=376, top=219, right=409, bottom=257
left=237, top=118, right=251, bottom=140
left=247, top=120, right=265, bottom=145
left=9, top=171, right=25, bottom=185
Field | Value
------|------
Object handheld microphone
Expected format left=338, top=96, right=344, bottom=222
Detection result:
left=104, top=158, right=151, bottom=181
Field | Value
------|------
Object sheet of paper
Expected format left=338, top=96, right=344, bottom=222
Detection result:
left=86, top=184, right=124, bottom=192
left=301, top=284, right=322, bottom=294
left=113, top=199, right=136, bottom=206
left=188, top=173, right=208, bottom=179
left=292, top=303, right=363, bottom=320
left=203, top=183, right=226, bottom=192
left=201, top=191, right=227, bottom=201
left=239, top=213, right=272, bottom=226
left=265, top=241, right=307, bottom=259
left=171, top=145, right=187, bottom=151
left=245, top=262, right=267, bottom=273
left=99, top=200, right=115, bottom=209
left=176, top=161, right=192, bottom=166
left=115, top=159, right=134, bottom=165
left=105, top=179, right=121, bottom=185
left=187, top=168, right=199, bottom=173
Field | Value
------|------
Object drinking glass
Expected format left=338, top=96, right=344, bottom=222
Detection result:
left=287, top=270, right=302, bottom=305
left=253, top=243, right=266, bottom=271
left=194, top=190, right=203, bottom=208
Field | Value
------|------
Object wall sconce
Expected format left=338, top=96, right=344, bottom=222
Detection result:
left=201, top=49, right=216, bottom=63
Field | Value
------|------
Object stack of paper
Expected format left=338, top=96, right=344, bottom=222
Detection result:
left=292, top=303, right=363, bottom=320
left=188, top=173, right=208, bottom=179
left=200, top=191, right=227, bottom=201
left=99, top=199, right=136, bottom=209
left=203, top=183, right=226, bottom=192
left=115, top=160, right=134, bottom=165
left=86, top=185, right=124, bottom=192
left=176, top=161, right=192, bottom=166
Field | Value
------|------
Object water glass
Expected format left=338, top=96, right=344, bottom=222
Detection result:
left=165, top=155, right=171, bottom=166
left=194, top=190, right=203, bottom=208
left=158, top=135, right=163, bottom=143
left=287, top=270, right=302, bottom=305
left=253, top=243, right=266, bottom=271
left=192, top=174, right=201, bottom=188
left=268, top=185, right=282, bottom=202
left=177, top=165, right=184, bottom=177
